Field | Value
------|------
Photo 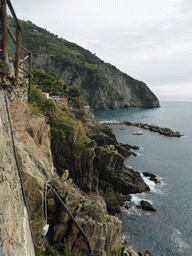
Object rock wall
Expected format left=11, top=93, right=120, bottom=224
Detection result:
left=0, top=91, right=35, bottom=256
left=48, top=174, right=122, bottom=256
left=0, top=89, right=54, bottom=255
left=0, top=84, right=124, bottom=255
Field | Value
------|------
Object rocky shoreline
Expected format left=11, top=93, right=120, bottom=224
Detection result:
left=101, top=120, right=183, bottom=137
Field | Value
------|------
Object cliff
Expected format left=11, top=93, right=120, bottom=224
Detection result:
left=0, top=82, right=124, bottom=255
left=19, top=20, right=160, bottom=110
left=0, top=89, right=52, bottom=255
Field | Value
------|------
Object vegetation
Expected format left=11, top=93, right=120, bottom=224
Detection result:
left=39, top=241, right=81, bottom=256
left=32, top=69, right=68, bottom=95
left=104, top=211, right=111, bottom=222
left=19, top=19, right=126, bottom=108
left=28, top=86, right=94, bottom=188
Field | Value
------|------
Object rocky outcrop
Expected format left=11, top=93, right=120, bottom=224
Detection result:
left=139, top=200, right=157, bottom=212
left=0, top=88, right=125, bottom=255
left=124, top=249, right=155, bottom=256
left=143, top=172, right=160, bottom=184
left=47, top=173, right=123, bottom=256
left=94, top=147, right=149, bottom=213
left=51, top=113, right=150, bottom=214
left=122, top=121, right=183, bottom=137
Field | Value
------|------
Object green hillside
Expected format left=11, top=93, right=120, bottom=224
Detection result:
left=20, top=20, right=160, bottom=110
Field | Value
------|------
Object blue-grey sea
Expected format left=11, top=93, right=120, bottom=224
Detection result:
left=94, top=101, right=192, bottom=256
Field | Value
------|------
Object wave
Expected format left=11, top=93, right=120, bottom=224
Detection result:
left=140, top=173, right=166, bottom=194
left=171, top=228, right=190, bottom=253
left=100, top=120, right=122, bottom=124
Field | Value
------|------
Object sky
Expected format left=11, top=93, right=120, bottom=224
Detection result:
left=11, top=0, right=192, bottom=101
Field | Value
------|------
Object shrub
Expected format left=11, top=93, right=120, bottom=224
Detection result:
left=69, top=86, right=81, bottom=98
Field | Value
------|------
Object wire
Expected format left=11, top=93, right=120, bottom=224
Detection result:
left=4, top=93, right=46, bottom=249
left=49, top=184, right=93, bottom=256
left=4, top=92, right=92, bottom=254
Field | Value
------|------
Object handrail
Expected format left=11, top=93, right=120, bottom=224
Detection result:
left=0, top=0, right=32, bottom=101
left=7, top=0, right=21, bottom=29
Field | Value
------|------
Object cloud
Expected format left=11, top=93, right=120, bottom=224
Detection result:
left=150, top=82, right=192, bottom=101
left=11, top=0, right=192, bottom=100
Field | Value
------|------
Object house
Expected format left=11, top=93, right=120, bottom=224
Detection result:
left=50, top=96, right=68, bottom=110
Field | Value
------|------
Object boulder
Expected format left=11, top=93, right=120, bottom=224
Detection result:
left=140, top=200, right=157, bottom=212
left=126, top=249, right=139, bottom=256
left=143, top=172, right=160, bottom=184
left=144, top=250, right=155, bottom=256
left=61, top=169, right=69, bottom=181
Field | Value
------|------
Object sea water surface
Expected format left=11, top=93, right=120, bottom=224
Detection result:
left=94, top=101, right=192, bottom=256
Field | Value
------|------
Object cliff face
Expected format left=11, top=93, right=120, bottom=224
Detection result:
left=0, top=84, right=124, bottom=255
left=51, top=111, right=149, bottom=214
left=19, top=20, right=160, bottom=110
left=47, top=57, right=159, bottom=110
left=0, top=91, right=36, bottom=256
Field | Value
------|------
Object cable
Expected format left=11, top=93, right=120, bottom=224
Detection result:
left=49, top=185, right=93, bottom=256
left=4, top=93, right=46, bottom=249
left=4, top=93, right=92, bottom=254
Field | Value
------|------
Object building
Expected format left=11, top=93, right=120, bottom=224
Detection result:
left=50, top=96, right=68, bottom=110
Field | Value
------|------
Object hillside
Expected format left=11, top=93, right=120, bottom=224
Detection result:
left=19, top=20, right=160, bottom=110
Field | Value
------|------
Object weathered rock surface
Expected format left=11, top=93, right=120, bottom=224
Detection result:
left=51, top=113, right=149, bottom=214
left=139, top=200, right=157, bottom=212
left=143, top=172, right=160, bottom=184
left=0, top=91, right=35, bottom=256
left=0, top=89, right=125, bottom=255
left=124, top=249, right=155, bottom=256
left=10, top=96, right=54, bottom=247
left=48, top=175, right=122, bottom=256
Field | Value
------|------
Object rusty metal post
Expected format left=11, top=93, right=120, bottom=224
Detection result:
left=15, top=26, right=22, bottom=80
left=28, top=52, right=32, bottom=102
left=1, top=0, right=9, bottom=62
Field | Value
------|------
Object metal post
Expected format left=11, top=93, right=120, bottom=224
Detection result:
left=1, top=0, right=8, bottom=62
left=28, top=52, right=32, bottom=102
left=15, top=26, right=22, bottom=80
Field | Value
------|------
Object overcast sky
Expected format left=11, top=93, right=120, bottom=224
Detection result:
left=11, top=0, right=192, bottom=101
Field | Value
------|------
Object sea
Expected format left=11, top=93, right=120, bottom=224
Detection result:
left=94, top=101, right=192, bottom=256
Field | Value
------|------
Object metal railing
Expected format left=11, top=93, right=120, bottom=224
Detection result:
left=0, top=0, right=32, bottom=100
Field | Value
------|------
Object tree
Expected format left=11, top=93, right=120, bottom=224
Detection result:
left=69, top=87, right=81, bottom=98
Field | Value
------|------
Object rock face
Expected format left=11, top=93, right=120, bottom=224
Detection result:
left=0, top=88, right=124, bottom=255
left=0, top=91, right=35, bottom=256
left=51, top=113, right=150, bottom=214
left=139, top=200, right=157, bottom=212
left=44, top=56, right=160, bottom=110
left=48, top=175, right=122, bottom=256
left=20, top=20, right=160, bottom=110
left=0, top=90, right=54, bottom=255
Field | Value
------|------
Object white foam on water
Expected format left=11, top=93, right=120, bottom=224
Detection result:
left=135, top=152, right=143, bottom=156
left=130, top=193, right=145, bottom=205
left=121, top=204, right=142, bottom=216
left=140, top=173, right=157, bottom=193
left=140, top=173, right=166, bottom=195
left=171, top=229, right=190, bottom=253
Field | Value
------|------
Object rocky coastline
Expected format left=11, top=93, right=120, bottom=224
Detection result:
left=0, top=84, right=159, bottom=255
left=101, top=120, right=183, bottom=137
